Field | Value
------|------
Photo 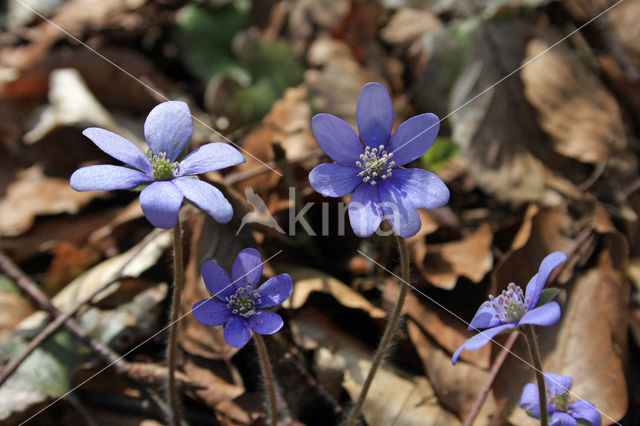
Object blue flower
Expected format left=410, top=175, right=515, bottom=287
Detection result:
left=520, top=372, right=602, bottom=426
left=70, top=101, right=245, bottom=229
left=192, top=248, right=293, bottom=348
left=308, top=82, right=449, bottom=238
left=452, top=252, right=567, bottom=365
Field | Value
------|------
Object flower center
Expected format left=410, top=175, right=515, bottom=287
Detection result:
left=150, top=152, right=179, bottom=180
left=485, top=283, right=530, bottom=323
left=548, top=393, right=570, bottom=412
left=356, top=145, right=395, bottom=185
left=226, top=285, right=261, bottom=317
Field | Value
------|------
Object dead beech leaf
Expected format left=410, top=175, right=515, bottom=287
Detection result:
left=450, top=19, right=582, bottom=205
left=407, top=322, right=499, bottom=425
left=234, top=85, right=317, bottom=195
left=419, top=223, right=493, bottom=289
left=386, top=281, right=490, bottom=369
left=278, top=264, right=386, bottom=318
left=306, top=37, right=379, bottom=127
left=0, top=282, right=34, bottom=342
left=0, top=165, right=104, bottom=237
left=381, top=8, right=441, bottom=48
left=45, top=241, right=100, bottom=293
left=290, top=308, right=460, bottom=426
left=521, top=32, right=627, bottom=165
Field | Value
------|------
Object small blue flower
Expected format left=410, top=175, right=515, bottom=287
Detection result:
left=308, top=82, right=450, bottom=238
left=192, top=248, right=293, bottom=348
left=452, top=252, right=567, bottom=365
left=520, top=372, right=602, bottom=426
left=70, top=101, right=245, bottom=229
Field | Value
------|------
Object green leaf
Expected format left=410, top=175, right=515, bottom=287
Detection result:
left=420, top=137, right=460, bottom=172
left=536, top=287, right=560, bottom=307
left=0, top=275, right=18, bottom=294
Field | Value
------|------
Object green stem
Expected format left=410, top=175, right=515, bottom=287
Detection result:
left=166, top=223, right=184, bottom=426
left=345, top=235, right=410, bottom=426
left=255, top=334, right=278, bottom=425
left=524, top=325, right=548, bottom=426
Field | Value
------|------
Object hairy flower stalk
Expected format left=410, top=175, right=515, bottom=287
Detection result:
left=524, top=325, right=548, bottom=426
left=255, top=335, right=278, bottom=425
left=166, top=223, right=184, bottom=426
left=346, top=235, right=410, bottom=426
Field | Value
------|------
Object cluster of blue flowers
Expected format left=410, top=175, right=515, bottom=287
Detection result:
left=71, top=84, right=603, bottom=425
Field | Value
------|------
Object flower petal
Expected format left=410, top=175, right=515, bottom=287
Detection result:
left=201, top=260, right=233, bottom=299
left=356, top=82, right=393, bottom=149
left=570, top=400, right=602, bottom=426
left=451, top=323, right=516, bottom=365
left=388, top=168, right=449, bottom=209
left=311, top=113, right=363, bottom=165
left=139, top=181, right=183, bottom=229
left=518, top=302, right=561, bottom=327
left=519, top=383, right=541, bottom=419
left=83, top=128, right=152, bottom=173
left=550, top=412, right=578, bottom=426
left=468, top=302, right=503, bottom=330
left=144, top=101, right=193, bottom=161
left=248, top=311, right=284, bottom=335
left=387, top=113, right=440, bottom=166
left=378, top=180, right=422, bottom=238
left=177, top=143, right=245, bottom=176
left=232, top=248, right=263, bottom=288
left=348, top=183, right=382, bottom=237
left=172, top=177, right=233, bottom=224
left=71, top=165, right=153, bottom=191
left=256, top=274, right=293, bottom=308
left=309, top=163, right=362, bottom=197
left=526, top=252, right=567, bottom=309
left=544, top=372, right=573, bottom=396
left=223, top=316, right=251, bottom=348
left=192, top=299, right=232, bottom=326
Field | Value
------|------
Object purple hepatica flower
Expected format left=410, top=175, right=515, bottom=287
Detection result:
left=451, top=252, right=567, bottom=365
left=192, top=248, right=293, bottom=348
left=520, top=372, right=602, bottom=426
left=70, top=101, right=245, bottom=229
left=308, top=82, right=449, bottom=238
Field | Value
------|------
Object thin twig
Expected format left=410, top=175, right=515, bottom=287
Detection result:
left=345, top=236, right=410, bottom=426
left=463, top=330, right=520, bottom=426
left=255, top=334, right=278, bottom=425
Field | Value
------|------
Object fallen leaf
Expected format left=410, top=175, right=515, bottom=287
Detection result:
left=380, top=8, right=441, bottom=48
left=278, top=264, right=387, bottom=319
left=0, top=276, right=34, bottom=343
left=449, top=19, right=584, bottom=205
left=44, top=241, right=100, bottom=294
left=418, top=223, right=493, bottom=290
left=0, top=165, right=105, bottom=237
left=521, top=30, right=627, bottom=165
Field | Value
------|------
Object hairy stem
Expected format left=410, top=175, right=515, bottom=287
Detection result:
left=345, top=235, right=410, bottom=426
left=166, top=223, right=184, bottom=426
left=255, top=334, right=278, bottom=425
left=524, top=325, right=548, bottom=426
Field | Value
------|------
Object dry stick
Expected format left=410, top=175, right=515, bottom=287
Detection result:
left=165, top=222, right=184, bottom=426
left=524, top=325, right=548, bottom=426
left=345, top=235, right=410, bottom=426
left=462, top=330, right=521, bottom=426
left=254, top=334, right=278, bottom=425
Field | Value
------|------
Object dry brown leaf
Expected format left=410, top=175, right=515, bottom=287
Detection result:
left=183, top=361, right=247, bottom=421
left=44, top=241, right=100, bottom=293
left=381, top=8, right=441, bottom=49
left=290, top=308, right=460, bottom=426
left=0, top=165, right=105, bottom=237
left=278, top=264, right=386, bottom=319
left=418, top=223, right=493, bottom=289
left=521, top=31, right=627, bottom=165
left=306, top=37, right=380, bottom=127
left=287, top=0, right=350, bottom=54
left=386, top=281, right=491, bottom=369
left=450, top=19, right=583, bottom=205
left=234, top=84, right=317, bottom=195
left=407, top=322, right=499, bottom=425
left=0, top=292, right=34, bottom=342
